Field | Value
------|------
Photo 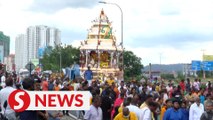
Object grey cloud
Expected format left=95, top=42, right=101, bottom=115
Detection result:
left=28, top=0, right=98, bottom=13
left=129, top=32, right=213, bottom=49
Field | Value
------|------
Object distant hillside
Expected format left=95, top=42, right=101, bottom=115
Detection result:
left=143, top=64, right=186, bottom=73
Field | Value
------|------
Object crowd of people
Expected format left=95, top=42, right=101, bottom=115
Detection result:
left=0, top=67, right=213, bottom=120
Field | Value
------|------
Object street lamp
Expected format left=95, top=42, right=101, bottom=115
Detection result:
left=99, top=1, right=124, bottom=78
left=99, top=1, right=123, bottom=48
left=201, top=49, right=206, bottom=79
left=59, top=43, right=62, bottom=73
left=55, top=41, right=62, bottom=73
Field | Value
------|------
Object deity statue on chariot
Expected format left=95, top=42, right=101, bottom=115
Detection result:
left=79, top=9, right=123, bottom=80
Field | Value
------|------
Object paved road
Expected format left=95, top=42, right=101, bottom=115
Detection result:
left=61, top=111, right=83, bottom=120
left=60, top=110, right=85, bottom=120
left=61, top=115, right=76, bottom=120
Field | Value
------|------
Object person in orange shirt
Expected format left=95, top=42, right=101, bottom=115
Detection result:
left=160, top=99, right=173, bottom=120
left=112, top=82, right=119, bottom=98
left=67, top=81, right=74, bottom=91
left=192, top=90, right=199, bottom=98
left=114, top=107, right=137, bottom=120
left=54, top=81, right=60, bottom=91
left=41, top=78, right=48, bottom=91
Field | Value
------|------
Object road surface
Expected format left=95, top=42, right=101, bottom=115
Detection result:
left=61, top=115, right=76, bottom=120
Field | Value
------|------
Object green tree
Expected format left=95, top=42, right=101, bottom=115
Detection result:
left=40, top=45, right=80, bottom=71
left=123, top=50, right=143, bottom=81
left=160, top=73, right=175, bottom=79
left=177, top=71, right=185, bottom=80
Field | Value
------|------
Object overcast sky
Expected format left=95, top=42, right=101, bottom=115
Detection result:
left=0, top=0, right=213, bottom=65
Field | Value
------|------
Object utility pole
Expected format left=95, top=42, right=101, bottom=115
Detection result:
left=60, top=44, right=62, bottom=73
left=29, top=61, right=32, bottom=77
left=149, top=63, right=152, bottom=83
left=184, top=64, right=188, bottom=80
left=54, top=41, right=62, bottom=73
left=201, top=49, right=206, bottom=79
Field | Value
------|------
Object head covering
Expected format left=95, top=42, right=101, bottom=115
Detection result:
left=165, top=99, right=172, bottom=103
left=63, top=81, right=69, bottom=86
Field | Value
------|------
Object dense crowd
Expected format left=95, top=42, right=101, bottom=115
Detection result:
left=0, top=67, right=213, bottom=120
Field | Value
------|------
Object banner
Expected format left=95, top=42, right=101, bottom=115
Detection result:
left=8, top=90, right=90, bottom=112
left=203, top=55, right=213, bottom=61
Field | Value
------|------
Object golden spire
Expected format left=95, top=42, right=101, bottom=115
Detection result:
left=101, top=8, right=105, bottom=15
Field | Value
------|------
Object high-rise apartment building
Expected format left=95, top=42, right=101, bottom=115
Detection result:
left=15, top=25, right=61, bottom=70
left=15, top=34, right=28, bottom=71
left=47, top=27, right=61, bottom=46
left=0, top=31, right=10, bottom=63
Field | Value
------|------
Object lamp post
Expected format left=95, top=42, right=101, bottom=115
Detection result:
left=59, top=43, right=62, bottom=73
left=201, top=49, right=206, bottom=79
left=99, top=1, right=124, bottom=77
left=55, top=41, right=62, bottom=73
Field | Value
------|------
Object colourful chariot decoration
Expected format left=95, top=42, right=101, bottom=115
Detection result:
left=79, top=9, right=123, bottom=77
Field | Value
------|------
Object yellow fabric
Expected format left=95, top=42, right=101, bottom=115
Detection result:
left=118, top=103, right=123, bottom=113
left=140, top=102, right=148, bottom=109
left=107, top=79, right=115, bottom=86
left=152, top=112, right=155, bottom=120
left=185, top=94, right=193, bottom=101
left=156, top=86, right=160, bottom=92
left=160, top=106, right=167, bottom=120
left=89, top=93, right=93, bottom=105
left=90, top=97, right=92, bottom=105
left=114, top=112, right=138, bottom=120
left=118, top=107, right=122, bottom=113
left=99, top=88, right=103, bottom=95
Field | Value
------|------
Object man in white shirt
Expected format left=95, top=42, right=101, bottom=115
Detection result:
left=116, top=67, right=124, bottom=83
left=206, top=81, right=211, bottom=88
left=0, top=77, right=16, bottom=120
left=141, top=101, right=158, bottom=120
left=166, top=84, right=172, bottom=92
left=1, top=73, right=6, bottom=88
left=84, top=96, right=102, bottom=120
left=189, top=97, right=204, bottom=120
left=139, top=84, right=143, bottom=93
left=193, top=79, right=200, bottom=91
left=127, top=95, right=143, bottom=120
